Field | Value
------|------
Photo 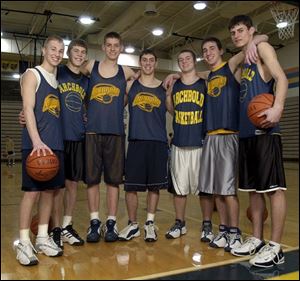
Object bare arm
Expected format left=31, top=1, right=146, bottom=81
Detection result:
left=165, top=86, right=174, bottom=115
left=21, top=71, right=52, bottom=156
left=257, top=42, right=288, bottom=128
left=80, top=59, right=95, bottom=76
left=124, top=80, right=134, bottom=106
left=123, top=66, right=137, bottom=81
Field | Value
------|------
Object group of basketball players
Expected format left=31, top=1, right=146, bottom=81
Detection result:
left=15, top=14, right=288, bottom=270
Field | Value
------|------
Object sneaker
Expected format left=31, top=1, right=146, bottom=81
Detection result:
left=144, top=221, right=158, bottom=242
left=118, top=221, right=140, bottom=241
left=86, top=219, right=101, bottom=243
left=15, top=240, right=39, bottom=266
left=249, top=243, right=285, bottom=268
left=62, top=225, right=84, bottom=246
left=231, top=236, right=265, bottom=257
left=35, top=236, right=63, bottom=257
left=200, top=221, right=214, bottom=243
left=224, top=230, right=243, bottom=252
left=209, top=228, right=228, bottom=248
left=165, top=219, right=187, bottom=239
left=103, top=219, right=119, bottom=242
left=49, top=227, right=63, bottom=249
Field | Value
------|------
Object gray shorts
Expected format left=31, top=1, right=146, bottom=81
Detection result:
left=198, top=134, right=238, bottom=195
left=170, top=145, right=202, bottom=195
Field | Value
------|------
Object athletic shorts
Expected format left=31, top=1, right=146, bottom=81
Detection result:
left=198, top=134, right=238, bottom=195
left=85, top=134, right=125, bottom=186
left=64, top=140, right=85, bottom=182
left=239, top=134, right=286, bottom=193
left=22, top=149, right=65, bottom=192
left=168, top=145, right=202, bottom=196
left=125, top=140, right=169, bottom=192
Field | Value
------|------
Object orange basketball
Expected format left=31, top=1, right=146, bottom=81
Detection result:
left=247, top=93, right=274, bottom=128
left=26, top=151, right=59, bottom=181
left=246, top=207, right=268, bottom=223
left=30, top=213, right=54, bottom=235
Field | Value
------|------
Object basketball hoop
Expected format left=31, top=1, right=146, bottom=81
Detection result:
left=270, top=2, right=299, bottom=40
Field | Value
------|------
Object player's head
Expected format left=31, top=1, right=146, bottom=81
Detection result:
left=67, top=39, right=88, bottom=67
left=103, top=32, right=123, bottom=60
left=177, top=49, right=197, bottom=73
left=201, top=37, right=223, bottom=68
left=139, top=49, right=157, bottom=75
left=228, top=15, right=255, bottom=48
left=42, top=35, right=64, bottom=66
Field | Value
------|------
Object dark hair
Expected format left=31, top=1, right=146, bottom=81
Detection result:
left=178, top=49, right=196, bottom=62
left=104, top=32, right=122, bottom=44
left=67, top=39, right=88, bottom=56
left=201, top=37, right=223, bottom=52
left=139, top=49, right=157, bottom=61
left=228, top=15, right=253, bottom=30
left=43, top=35, right=64, bottom=48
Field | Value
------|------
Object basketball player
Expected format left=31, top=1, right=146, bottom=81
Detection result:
left=19, top=39, right=90, bottom=250
left=118, top=49, right=169, bottom=242
left=228, top=15, right=288, bottom=268
left=164, top=50, right=206, bottom=239
left=81, top=32, right=137, bottom=243
left=198, top=35, right=269, bottom=252
left=15, top=35, right=64, bottom=266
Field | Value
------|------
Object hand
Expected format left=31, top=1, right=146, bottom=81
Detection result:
left=31, top=142, right=53, bottom=157
left=133, top=70, right=141, bottom=80
left=163, top=73, right=180, bottom=89
left=245, top=41, right=258, bottom=65
left=19, top=110, right=26, bottom=126
left=258, top=106, right=283, bottom=128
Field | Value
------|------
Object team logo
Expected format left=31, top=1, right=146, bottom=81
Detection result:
left=207, top=75, right=227, bottom=97
left=90, top=83, right=120, bottom=104
left=42, top=94, right=60, bottom=117
left=65, top=92, right=82, bottom=112
left=133, top=92, right=161, bottom=112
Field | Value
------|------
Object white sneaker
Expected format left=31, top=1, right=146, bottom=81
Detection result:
left=231, top=236, right=265, bottom=256
left=249, top=243, right=285, bottom=268
left=224, top=232, right=243, bottom=252
left=165, top=220, right=187, bottom=239
left=209, top=231, right=228, bottom=248
left=15, top=240, right=39, bottom=266
left=144, top=221, right=158, bottom=242
left=35, top=236, right=63, bottom=257
left=118, top=222, right=140, bottom=241
left=201, top=224, right=214, bottom=243
left=61, top=225, right=84, bottom=246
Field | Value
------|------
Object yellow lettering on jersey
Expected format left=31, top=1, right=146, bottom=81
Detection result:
left=90, top=83, right=120, bottom=104
left=174, top=110, right=203, bottom=125
left=173, top=90, right=204, bottom=107
left=58, top=82, right=86, bottom=100
left=241, top=68, right=255, bottom=81
left=133, top=92, right=161, bottom=112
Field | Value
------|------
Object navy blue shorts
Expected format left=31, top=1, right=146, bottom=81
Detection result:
left=125, top=140, right=169, bottom=192
left=22, top=149, right=65, bottom=192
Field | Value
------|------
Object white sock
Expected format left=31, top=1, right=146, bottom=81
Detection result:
left=107, top=216, right=116, bottom=221
left=20, top=229, right=30, bottom=242
left=37, top=224, right=48, bottom=238
left=62, top=216, right=72, bottom=228
left=90, top=212, right=99, bottom=221
left=147, top=213, right=155, bottom=222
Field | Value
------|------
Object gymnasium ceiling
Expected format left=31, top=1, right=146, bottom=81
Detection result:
left=1, top=1, right=299, bottom=60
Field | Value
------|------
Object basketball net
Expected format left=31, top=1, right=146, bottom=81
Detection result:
left=270, top=2, right=299, bottom=40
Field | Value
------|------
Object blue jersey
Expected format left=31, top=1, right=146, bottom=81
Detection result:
left=86, top=61, right=126, bottom=135
left=172, top=78, right=206, bottom=147
left=57, top=65, right=89, bottom=141
left=205, top=62, right=240, bottom=133
left=240, top=63, right=279, bottom=138
left=22, top=68, right=64, bottom=150
left=128, top=80, right=167, bottom=143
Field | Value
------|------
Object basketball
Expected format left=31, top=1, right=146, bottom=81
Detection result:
left=26, top=151, right=59, bottom=181
left=246, top=207, right=268, bottom=223
left=30, top=213, right=54, bottom=235
left=247, top=93, right=274, bottom=127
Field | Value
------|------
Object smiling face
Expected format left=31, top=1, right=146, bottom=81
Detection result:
left=140, top=53, right=157, bottom=75
left=68, top=45, right=87, bottom=67
left=42, top=39, right=64, bottom=67
left=177, top=51, right=196, bottom=73
left=202, top=41, right=223, bottom=68
left=102, top=37, right=123, bottom=61
left=230, top=23, right=255, bottom=49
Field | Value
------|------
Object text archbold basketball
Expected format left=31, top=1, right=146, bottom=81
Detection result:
left=26, top=151, right=59, bottom=181
left=247, top=93, right=275, bottom=128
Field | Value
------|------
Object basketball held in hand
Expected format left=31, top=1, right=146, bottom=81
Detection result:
left=26, top=151, right=59, bottom=181
left=247, top=93, right=274, bottom=128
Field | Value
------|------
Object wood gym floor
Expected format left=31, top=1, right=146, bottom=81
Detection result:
left=1, top=162, right=298, bottom=280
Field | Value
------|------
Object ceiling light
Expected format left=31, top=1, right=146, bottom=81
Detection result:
left=193, top=2, right=207, bottom=10
left=125, top=46, right=135, bottom=54
left=152, top=28, right=164, bottom=36
left=12, top=73, right=20, bottom=79
left=63, top=39, right=71, bottom=46
left=276, top=21, right=288, bottom=29
left=79, top=16, right=95, bottom=25
left=196, top=57, right=203, bottom=62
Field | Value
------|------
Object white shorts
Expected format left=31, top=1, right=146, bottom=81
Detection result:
left=170, top=145, right=202, bottom=195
